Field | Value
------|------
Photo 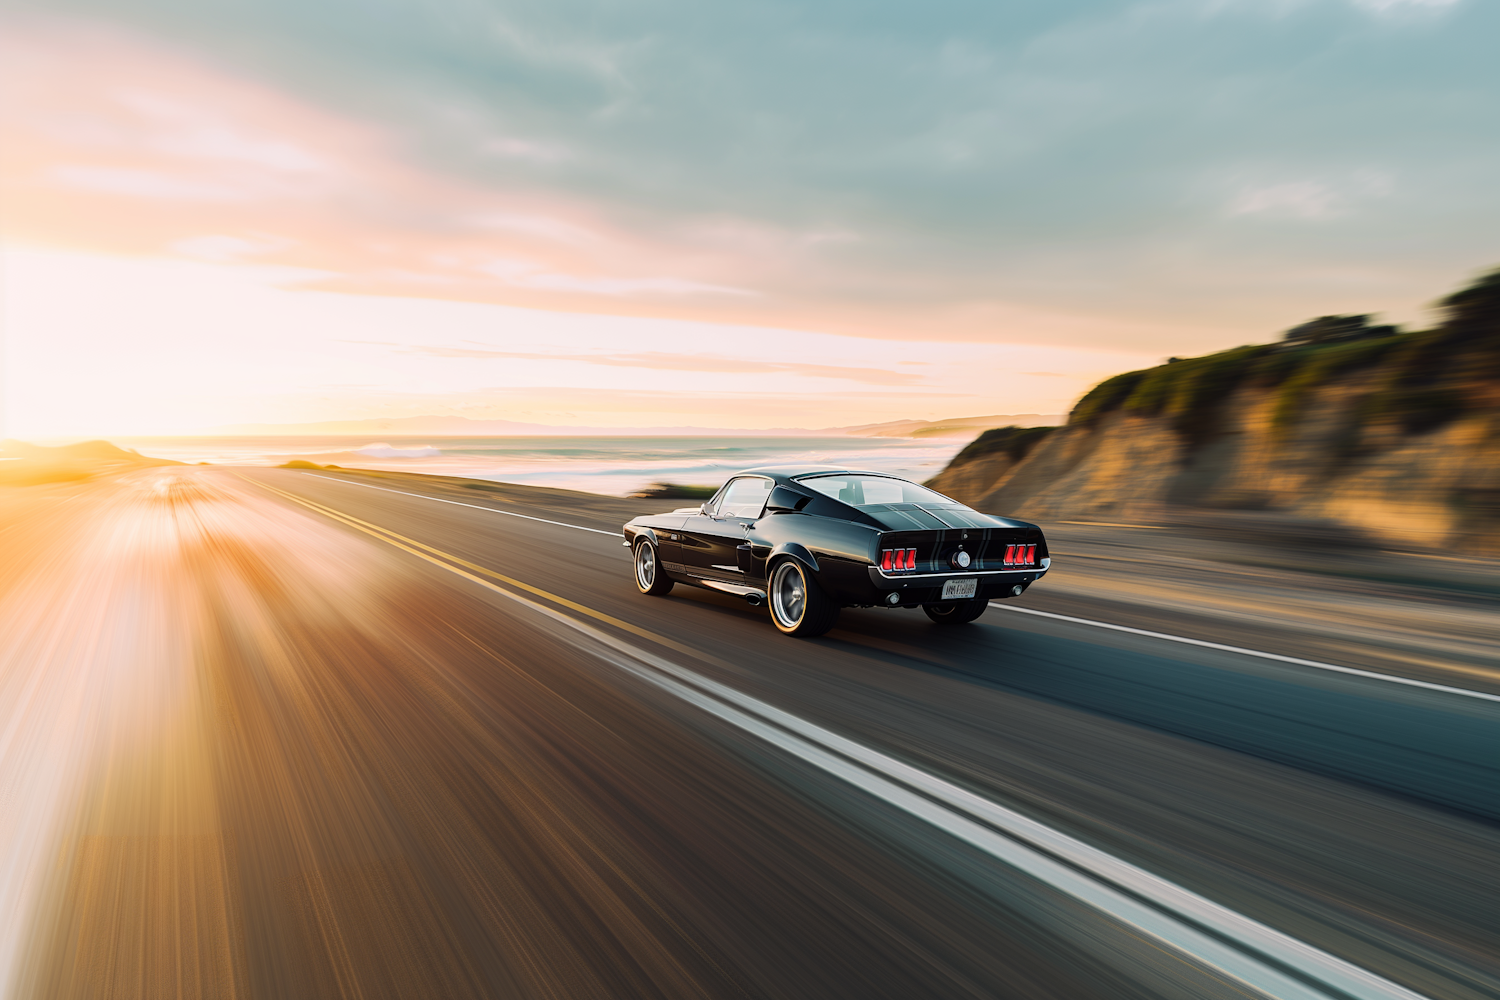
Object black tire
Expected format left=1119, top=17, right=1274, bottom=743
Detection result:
left=923, top=599, right=988, bottom=625
left=633, top=539, right=675, bottom=596
left=768, top=559, right=839, bottom=637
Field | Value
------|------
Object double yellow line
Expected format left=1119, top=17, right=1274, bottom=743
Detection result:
left=242, top=474, right=703, bottom=659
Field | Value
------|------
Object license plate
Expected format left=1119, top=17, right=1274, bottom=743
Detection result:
left=941, top=578, right=978, bottom=600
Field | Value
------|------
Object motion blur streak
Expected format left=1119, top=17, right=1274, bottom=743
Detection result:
left=299, top=474, right=624, bottom=536
left=1, top=473, right=417, bottom=995
left=3, top=466, right=1497, bottom=1000
left=0, top=476, right=227, bottom=997
left=0, top=471, right=741, bottom=999
left=243, top=477, right=1431, bottom=1000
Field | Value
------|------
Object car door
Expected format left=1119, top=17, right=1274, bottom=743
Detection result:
left=679, top=476, right=772, bottom=582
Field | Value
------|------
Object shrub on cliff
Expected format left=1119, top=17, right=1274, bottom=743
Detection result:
left=1123, top=345, right=1271, bottom=444
left=1069, top=345, right=1278, bottom=443
left=1269, top=332, right=1407, bottom=434
left=951, top=425, right=1056, bottom=465
left=1069, top=371, right=1149, bottom=428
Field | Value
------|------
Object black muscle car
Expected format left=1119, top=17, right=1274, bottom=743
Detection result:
left=622, top=466, right=1050, bottom=636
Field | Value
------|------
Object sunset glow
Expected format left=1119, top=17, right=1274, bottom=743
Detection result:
left=3, top=3, right=1497, bottom=435
left=3, top=5, right=1499, bottom=999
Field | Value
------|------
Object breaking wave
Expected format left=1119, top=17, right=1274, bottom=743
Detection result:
left=354, top=443, right=441, bottom=458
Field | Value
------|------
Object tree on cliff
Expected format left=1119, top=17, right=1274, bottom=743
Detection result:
left=1377, top=266, right=1500, bottom=431
left=1282, top=315, right=1399, bottom=346
left=1435, top=267, right=1500, bottom=372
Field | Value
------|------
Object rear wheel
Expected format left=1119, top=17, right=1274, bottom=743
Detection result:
left=924, top=599, right=988, bottom=624
left=633, top=539, right=674, bottom=595
left=768, top=559, right=839, bottom=637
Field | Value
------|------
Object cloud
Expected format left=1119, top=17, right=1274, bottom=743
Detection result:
left=1229, top=181, right=1340, bottom=219
left=482, top=137, right=569, bottom=163
left=476, top=259, right=754, bottom=297
left=114, top=90, right=329, bottom=172
left=5, top=4, right=1499, bottom=352
left=53, top=165, right=250, bottom=201
left=405, top=346, right=924, bottom=384
left=514, top=273, right=754, bottom=297
left=171, top=233, right=292, bottom=260
left=465, top=213, right=600, bottom=245
left=1350, top=0, right=1459, bottom=12
left=1228, top=171, right=1394, bottom=220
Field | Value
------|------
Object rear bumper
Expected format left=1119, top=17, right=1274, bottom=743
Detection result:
left=860, top=559, right=1050, bottom=604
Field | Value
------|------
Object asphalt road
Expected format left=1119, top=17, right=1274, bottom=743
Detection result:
left=1, top=467, right=1497, bottom=1000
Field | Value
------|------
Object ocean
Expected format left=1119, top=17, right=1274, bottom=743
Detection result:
left=118, top=435, right=973, bottom=497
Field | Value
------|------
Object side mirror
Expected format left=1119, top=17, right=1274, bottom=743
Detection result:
left=699, top=502, right=711, bottom=515
left=765, top=486, right=811, bottom=513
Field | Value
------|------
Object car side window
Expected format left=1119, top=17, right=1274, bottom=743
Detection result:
left=717, top=477, right=774, bottom=518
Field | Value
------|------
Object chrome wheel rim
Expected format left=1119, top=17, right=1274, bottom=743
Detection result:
left=771, top=563, right=806, bottom=628
left=634, top=542, right=656, bottom=590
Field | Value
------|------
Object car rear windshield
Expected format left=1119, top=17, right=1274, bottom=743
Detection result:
left=797, top=475, right=960, bottom=508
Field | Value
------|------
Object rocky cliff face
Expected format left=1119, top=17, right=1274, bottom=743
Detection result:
left=927, top=271, right=1500, bottom=551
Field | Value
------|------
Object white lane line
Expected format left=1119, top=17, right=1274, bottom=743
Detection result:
left=387, top=538, right=1427, bottom=1000
left=298, top=472, right=622, bottom=536
left=990, top=605, right=1500, bottom=704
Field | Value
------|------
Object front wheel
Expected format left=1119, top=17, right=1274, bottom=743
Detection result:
left=633, top=539, right=674, bottom=595
left=924, top=599, right=988, bottom=624
left=768, top=559, right=839, bottom=637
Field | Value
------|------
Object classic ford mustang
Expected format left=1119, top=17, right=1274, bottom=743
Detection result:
left=622, top=466, right=1050, bottom=636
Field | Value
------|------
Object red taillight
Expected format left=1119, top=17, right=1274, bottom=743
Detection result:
left=1003, top=543, right=1036, bottom=566
left=881, top=547, right=919, bottom=571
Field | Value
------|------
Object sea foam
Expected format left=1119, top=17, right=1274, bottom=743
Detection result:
left=355, top=443, right=441, bottom=458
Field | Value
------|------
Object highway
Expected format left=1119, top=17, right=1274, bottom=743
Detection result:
left=1, top=466, right=1497, bottom=1000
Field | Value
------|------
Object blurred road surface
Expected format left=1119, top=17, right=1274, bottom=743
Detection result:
left=1, top=467, right=1497, bottom=1000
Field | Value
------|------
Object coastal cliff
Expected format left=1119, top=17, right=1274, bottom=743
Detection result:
left=927, top=269, right=1500, bottom=551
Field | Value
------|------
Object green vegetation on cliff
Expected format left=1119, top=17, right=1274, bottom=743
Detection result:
left=1067, top=266, right=1500, bottom=446
left=950, top=425, right=1057, bottom=464
left=1069, top=345, right=1274, bottom=443
left=1267, top=333, right=1405, bottom=434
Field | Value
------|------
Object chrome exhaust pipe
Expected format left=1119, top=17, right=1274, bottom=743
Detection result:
left=745, top=592, right=766, bottom=607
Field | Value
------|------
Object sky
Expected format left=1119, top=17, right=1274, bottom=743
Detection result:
left=2, top=0, right=1498, bottom=436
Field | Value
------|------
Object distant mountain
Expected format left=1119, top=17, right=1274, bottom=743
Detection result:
left=210, top=413, right=1064, bottom=438
left=829, top=414, right=1063, bottom=438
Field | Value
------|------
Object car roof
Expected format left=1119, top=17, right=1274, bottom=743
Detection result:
left=733, top=465, right=895, bottom=483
